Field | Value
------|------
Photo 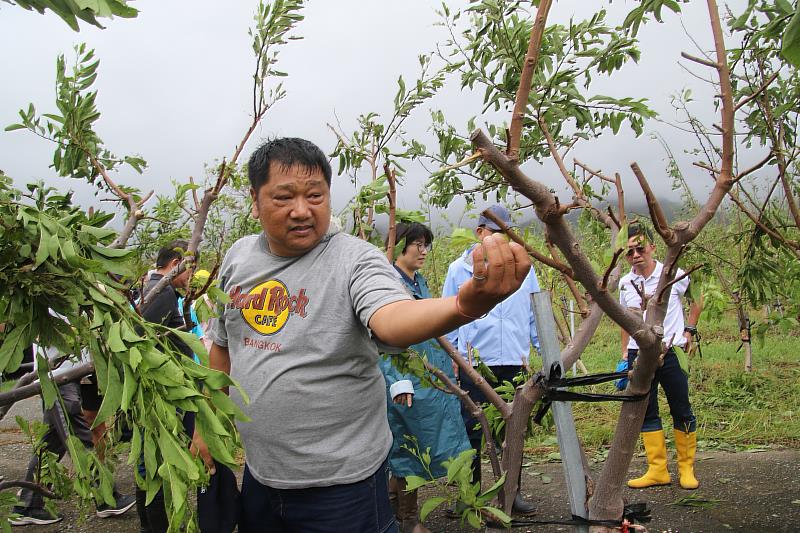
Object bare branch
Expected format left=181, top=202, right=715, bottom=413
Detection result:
left=507, top=0, right=553, bottom=160
left=0, top=362, right=94, bottom=412
left=694, top=160, right=720, bottom=175
left=734, top=151, right=773, bottom=182
left=656, top=263, right=703, bottom=304
left=384, top=163, right=398, bottom=262
left=735, top=70, right=779, bottom=111
left=420, top=358, right=501, bottom=480
left=615, top=172, right=626, bottom=224
left=630, top=162, right=675, bottom=244
left=481, top=208, right=574, bottom=278
left=431, top=152, right=482, bottom=176
left=574, top=159, right=615, bottom=183
left=0, top=480, right=58, bottom=499
left=681, top=0, right=735, bottom=241
left=680, top=51, right=720, bottom=69
left=540, top=119, right=580, bottom=192
left=546, top=242, right=588, bottom=315
left=189, top=176, right=201, bottom=212
left=600, top=248, right=624, bottom=292
left=435, top=337, right=511, bottom=420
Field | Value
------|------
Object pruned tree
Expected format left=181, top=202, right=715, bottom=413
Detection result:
left=409, top=0, right=746, bottom=528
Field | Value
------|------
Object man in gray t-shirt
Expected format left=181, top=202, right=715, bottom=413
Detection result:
left=193, top=137, right=531, bottom=533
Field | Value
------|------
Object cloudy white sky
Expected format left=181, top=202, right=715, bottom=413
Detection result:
left=1, top=0, right=751, bottom=230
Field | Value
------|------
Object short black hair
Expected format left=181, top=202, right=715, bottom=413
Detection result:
left=156, top=239, right=189, bottom=268
left=390, top=222, right=433, bottom=254
left=247, top=137, right=332, bottom=192
left=628, top=222, right=654, bottom=243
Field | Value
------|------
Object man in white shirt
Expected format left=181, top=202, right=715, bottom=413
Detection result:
left=619, top=224, right=702, bottom=490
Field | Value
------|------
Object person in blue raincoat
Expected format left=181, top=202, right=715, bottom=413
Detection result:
left=379, top=222, right=471, bottom=533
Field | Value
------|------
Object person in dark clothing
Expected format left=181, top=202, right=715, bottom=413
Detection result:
left=137, top=239, right=195, bottom=533
left=10, top=350, right=136, bottom=526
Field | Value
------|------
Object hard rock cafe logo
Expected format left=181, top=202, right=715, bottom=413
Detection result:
left=227, top=280, right=308, bottom=335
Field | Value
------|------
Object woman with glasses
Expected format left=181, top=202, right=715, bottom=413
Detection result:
left=379, top=223, right=471, bottom=533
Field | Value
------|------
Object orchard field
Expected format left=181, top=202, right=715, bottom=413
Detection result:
left=2, top=0, right=800, bottom=531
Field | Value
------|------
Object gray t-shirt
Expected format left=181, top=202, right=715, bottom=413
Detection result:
left=211, top=230, right=411, bottom=489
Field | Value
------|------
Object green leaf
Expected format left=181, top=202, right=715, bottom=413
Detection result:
left=615, top=222, right=629, bottom=251
left=404, top=475, right=430, bottom=492
left=477, top=472, right=506, bottom=504
left=90, top=243, right=132, bottom=258
left=446, top=447, right=474, bottom=482
left=34, top=226, right=51, bottom=267
left=0, top=324, right=29, bottom=373
left=120, top=363, right=137, bottom=411
left=107, top=321, right=126, bottom=352
left=210, top=389, right=250, bottom=422
left=466, top=509, right=482, bottom=528
left=93, top=360, right=122, bottom=426
left=174, top=330, right=207, bottom=361
left=781, top=3, right=800, bottom=67
left=419, top=496, right=446, bottom=521
left=36, top=353, right=59, bottom=409
left=4, top=124, right=27, bottom=131
left=482, top=506, right=512, bottom=525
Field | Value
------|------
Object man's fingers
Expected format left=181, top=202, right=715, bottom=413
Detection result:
left=471, top=241, right=487, bottom=282
left=508, top=241, right=531, bottom=282
left=191, top=432, right=216, bottom=475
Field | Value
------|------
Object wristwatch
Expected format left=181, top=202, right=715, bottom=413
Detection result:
left=684, top=325, right=697, bottom=335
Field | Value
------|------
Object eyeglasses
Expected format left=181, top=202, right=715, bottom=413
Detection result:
left=626, top=245, right=648, bottom=257
left=410, top=241, right=431, bottom=252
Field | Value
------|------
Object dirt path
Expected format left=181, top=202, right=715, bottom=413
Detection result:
left=2, top=398, right=798, bottom=532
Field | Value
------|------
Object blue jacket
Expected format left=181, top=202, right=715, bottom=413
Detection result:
left=378, top=268, right=471, bottom=478
left=442, top=245, right=540, bottom=366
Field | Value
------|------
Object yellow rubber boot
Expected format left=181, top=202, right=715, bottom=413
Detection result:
left=674, top=430, right=699, bottom=489
left=627, top=430, right=671, bottom=488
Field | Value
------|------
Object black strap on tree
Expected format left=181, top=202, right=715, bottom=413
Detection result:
left=486, top=502, right=652, bottom=529
left=533, top=362, right=648, bottom=425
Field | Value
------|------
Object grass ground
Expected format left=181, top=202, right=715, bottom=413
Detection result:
left=524, top=311, right=800, bottom=457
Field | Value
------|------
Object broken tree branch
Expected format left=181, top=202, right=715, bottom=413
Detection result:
left=630, top=162, right=675, bottom=244
left=481, top=208, right=574, bottom=278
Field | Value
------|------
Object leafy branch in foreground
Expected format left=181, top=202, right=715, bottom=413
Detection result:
left=5, top=44, right=152, bottom=249
left=0, top=179, right=245, bottom=531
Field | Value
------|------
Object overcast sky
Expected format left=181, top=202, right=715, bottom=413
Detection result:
left=1, top=0, right=752, bottom=231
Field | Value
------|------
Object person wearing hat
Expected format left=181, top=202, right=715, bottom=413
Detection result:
left=442, top=204, right=540, bottom=516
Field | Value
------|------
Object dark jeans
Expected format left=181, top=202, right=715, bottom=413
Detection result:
left=629, top=348, right=697, bottom=433
left=239, top=459, right=397, bottom=533
left=460, top=365, right=523, bottom=483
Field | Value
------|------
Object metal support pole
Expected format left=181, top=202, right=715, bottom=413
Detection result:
left=570, top=299, right=577, bottom=376
left=532, top=291, right=588, bottom=533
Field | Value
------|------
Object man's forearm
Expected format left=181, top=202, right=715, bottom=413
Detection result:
left=369, top=297, right=471, bottom=348
left=620, top=329, right=630, bottom=358
left=209, top=342, right=231, bottom=394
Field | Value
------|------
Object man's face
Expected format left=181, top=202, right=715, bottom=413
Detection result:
left=170, top=260, right=191, bottom=290
left=250, top=162, right=331, bottom=257
left=625, top=235, right=656, bottom=272
left=475, top=226, right=509, bottom=241
left=397, top=238, right=430, bottom=273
